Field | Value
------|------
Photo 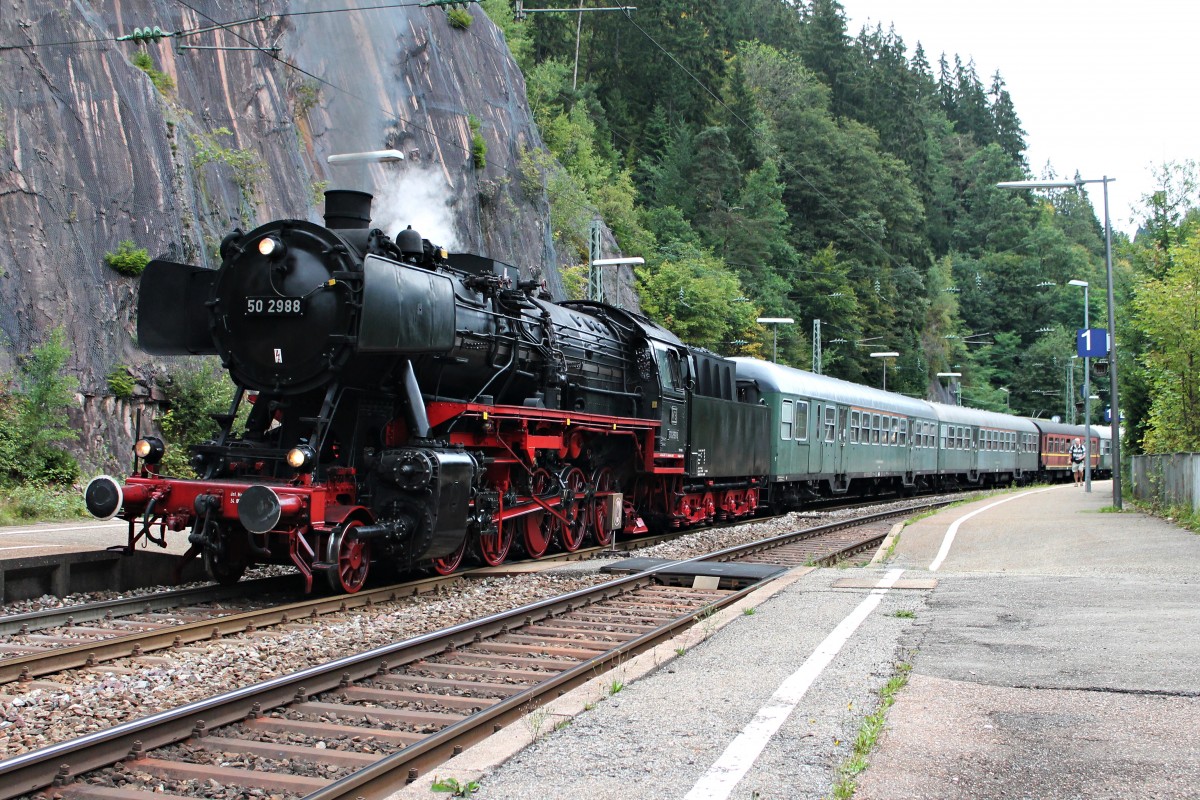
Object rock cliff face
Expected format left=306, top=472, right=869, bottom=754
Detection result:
left=0, top=0, right=561, bottom=472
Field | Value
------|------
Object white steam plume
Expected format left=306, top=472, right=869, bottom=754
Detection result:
left=371, top=167, right=463, bottom=252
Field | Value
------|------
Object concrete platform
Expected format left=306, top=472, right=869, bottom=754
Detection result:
left=0, top=518, right=203, bottom=601
left=393, top=482, right=1200, bottom=800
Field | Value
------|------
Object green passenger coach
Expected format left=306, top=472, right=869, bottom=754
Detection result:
left=732, top=358, right=940, bottom=507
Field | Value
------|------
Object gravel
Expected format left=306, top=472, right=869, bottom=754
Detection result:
left=0, top=573, right=600, bottom=758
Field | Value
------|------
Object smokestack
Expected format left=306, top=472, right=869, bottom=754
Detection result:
left=323, top=190, right=373, bottom=230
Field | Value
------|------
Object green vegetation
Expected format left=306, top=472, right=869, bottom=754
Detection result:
left=0, top=485, right=85, bottom=525
left=607, top=676, right=625, bottom=695
left=0, top=328, right=83, bottom=521
left=832, top=662, right=913, bottom=798
left=190, top=128, right=265, bottom=198
left=446, top=7, right=473, bottom=29
left=103, top=240, right=150, bottom=277
left=106, top=365, right=136, bottom=400
left=468, top=115, right=487, bottom=169
left=892, top=609, right=916, bottom=619
left=157, top=361, right=240, bottom=476
left=743, top=607, right=757, bottom=616
left=1128, top=501, right=1199, bottom=533
left=131, top=50, right=174, bottom=95
left=502, top=0, right=1161, bottom=418
left=294, top=81, right=321, bottom=115
left=480, top=0, right=532, bottom=70
left=430, top=776, right=480, bottom=796
left=309, top=180, right=329, bottom=206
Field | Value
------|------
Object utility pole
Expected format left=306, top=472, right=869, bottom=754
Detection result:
left=812, top=319, right=822, bottom=374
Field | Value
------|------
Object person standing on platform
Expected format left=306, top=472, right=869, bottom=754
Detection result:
left=1069, top=437, right=1086, bottom=486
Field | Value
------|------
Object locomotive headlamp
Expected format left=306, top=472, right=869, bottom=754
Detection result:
left=133, top=436, right=165, bottom=465
left=286, top=444, right=316, bottom=471
left=257, top=236, right=286, bottom=258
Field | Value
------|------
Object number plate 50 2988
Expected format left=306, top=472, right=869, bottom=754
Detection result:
left=246, top=296, right=305, bottom=316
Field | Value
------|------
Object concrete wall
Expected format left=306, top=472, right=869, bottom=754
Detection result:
left=1130, top=453, right=1200, bottom=511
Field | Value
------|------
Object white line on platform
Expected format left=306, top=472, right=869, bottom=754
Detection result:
left=0, top=522, right=126, bottom=537
left=0, top=545, right=69, bottom=552
left=683, top=568, right=906, bottom=800
left=928, top=486, right=1057, bottom=571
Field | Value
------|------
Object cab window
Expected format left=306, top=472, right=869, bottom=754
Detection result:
left=654, top=344, right=683, bottom=392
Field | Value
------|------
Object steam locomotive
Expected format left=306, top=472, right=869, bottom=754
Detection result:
left=85, top=191, right=770, bottom=592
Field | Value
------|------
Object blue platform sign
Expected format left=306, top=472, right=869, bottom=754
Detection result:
left=1077, top=328, right=1109, bottom=358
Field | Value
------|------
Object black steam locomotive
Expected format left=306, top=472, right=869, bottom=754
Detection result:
left=86, top=191, right=770, bottom=592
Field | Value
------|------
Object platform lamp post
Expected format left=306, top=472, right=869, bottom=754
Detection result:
left=998, top=177, right=1121, bottom=508
left=757, top=317, right=794, bottom=363
left=1068, top=278, right=1093, bottom=493
left=936, top=372, right=961, bottom=406
left=871, top=351, right=899, bottom=391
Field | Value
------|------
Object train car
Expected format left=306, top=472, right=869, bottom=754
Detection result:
left=730, top=359, right=940, bottom=506
left=1029, top=419, right=1100, bottom=482
left=84, top=190, right=771, bottom=593
left=928, top=403, right=1039, bottom=487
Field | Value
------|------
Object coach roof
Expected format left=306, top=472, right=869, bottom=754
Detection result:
left=732, top=358, right=935, bottom=418
left=928, top=402, right=1040, bottom=433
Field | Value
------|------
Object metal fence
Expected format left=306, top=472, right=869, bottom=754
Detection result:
left=1130, top=454, right=1200, bottom=511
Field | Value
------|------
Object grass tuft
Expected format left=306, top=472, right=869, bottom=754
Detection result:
left=0, top=485, right=87, bottom=526
left=831, top=662, right=912, bottom=798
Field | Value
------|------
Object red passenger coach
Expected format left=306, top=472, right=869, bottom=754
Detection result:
left=1032, top=419, right=1100, bottom=481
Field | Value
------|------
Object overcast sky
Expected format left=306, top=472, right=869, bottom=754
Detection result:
left=843, top=0, right=1197, bottom=235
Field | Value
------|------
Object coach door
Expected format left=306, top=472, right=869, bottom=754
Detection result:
left=812, top=403, right=840, bottom=475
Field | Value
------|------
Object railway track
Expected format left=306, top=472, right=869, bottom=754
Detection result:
left=0, top=499, right=948, bottom=800
left=0, top=531, right=693, bottom=687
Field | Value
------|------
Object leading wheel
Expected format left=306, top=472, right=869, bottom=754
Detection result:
left=558, top=467, right=588, bottom=552
left=203, top=544, right=247, bottom=586
left=201, top=524, right=248, bottom=586
left=325, top=521, right=370, bottom=594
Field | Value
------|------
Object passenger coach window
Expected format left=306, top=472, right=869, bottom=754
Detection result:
left=872, top=414, right=881, bottom=444
left=850, top=411, right=860, bottom=443
left=781, top=400, right=794, bottom=440
left=899, top=419, right=908, bottom=446
left=824, top=406, right=836, bottom=442
left=796, top=401, right=810, bottom=442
